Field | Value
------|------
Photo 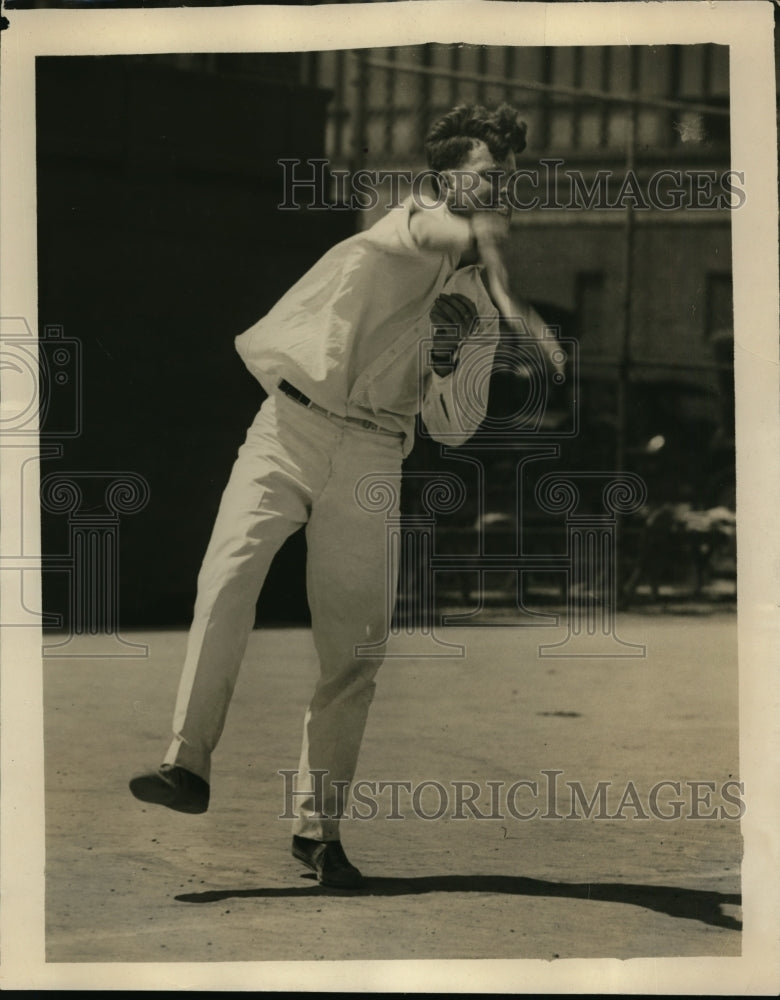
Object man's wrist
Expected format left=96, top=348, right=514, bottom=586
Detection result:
left=430, top=325, right=462, bottom=375
left=430, top=344, right=459, bottom=377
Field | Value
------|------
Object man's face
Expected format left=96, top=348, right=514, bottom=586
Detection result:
left=442, top=140, right=517, bottom=218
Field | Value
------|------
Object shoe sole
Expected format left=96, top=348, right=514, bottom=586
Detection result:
left=129, top=775, right=208, bottom=814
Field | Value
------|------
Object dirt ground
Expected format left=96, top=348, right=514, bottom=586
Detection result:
left=43, top=610, right=742, bottom=977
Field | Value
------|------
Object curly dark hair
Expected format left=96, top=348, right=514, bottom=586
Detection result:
left=424, top=103, right=528, bottom=172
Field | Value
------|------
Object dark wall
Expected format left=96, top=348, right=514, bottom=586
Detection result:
left=37, top=56, right=356, bottom=628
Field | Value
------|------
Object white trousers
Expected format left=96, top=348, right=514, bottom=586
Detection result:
left=164, top=392, right=403, bottom=840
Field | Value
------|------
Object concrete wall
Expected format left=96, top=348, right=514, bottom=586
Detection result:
left=37, top=56, right=356, bottom=628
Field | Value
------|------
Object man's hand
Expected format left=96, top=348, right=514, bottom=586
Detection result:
left=469, top=206, right=512, bottom=246
left=429, top=292, right=478, bottom=376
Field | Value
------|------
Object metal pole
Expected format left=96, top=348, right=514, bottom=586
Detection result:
left=358, top=54, right=732, bottom=119
left=616, top=98, right=638, bottom=476
left=350, top=50, right=369, bottom=177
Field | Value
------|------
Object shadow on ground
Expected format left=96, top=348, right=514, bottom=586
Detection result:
left=176, top=875, right=741, bottom=931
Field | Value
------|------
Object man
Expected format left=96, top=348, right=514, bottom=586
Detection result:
left=130, top=103, right=559, bottom=888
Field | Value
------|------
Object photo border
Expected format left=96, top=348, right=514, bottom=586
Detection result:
left=1, top=1, right=777, bottom=992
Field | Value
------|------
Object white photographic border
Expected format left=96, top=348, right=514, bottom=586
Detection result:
left=1, top=1, right=778, bottom=992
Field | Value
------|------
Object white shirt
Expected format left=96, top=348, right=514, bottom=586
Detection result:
left=235, top=199, right=500, bottom=456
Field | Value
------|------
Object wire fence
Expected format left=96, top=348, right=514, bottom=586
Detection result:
left=303, top=46, right=735, bottom=487
left=333, top=47, right=735, bottom=609
left=301, top=44, right=731, bottom=168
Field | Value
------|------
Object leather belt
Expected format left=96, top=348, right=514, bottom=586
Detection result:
left=277, top=379, right=403, bottom=439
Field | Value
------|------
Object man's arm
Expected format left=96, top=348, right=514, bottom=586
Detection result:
left=409, top=198, right=474, bottom=257
left=471, top=211, right=565, bottom=377
left=412, top=202, right=564, bottom=376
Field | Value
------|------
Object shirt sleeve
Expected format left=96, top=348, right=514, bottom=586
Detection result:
left=421, top=326, right=501, bottom=446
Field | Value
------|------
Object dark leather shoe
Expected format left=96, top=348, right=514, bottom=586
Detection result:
left=291, top=835, right=364, bottom=888
left=129, top=764, right=210, bottom=814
